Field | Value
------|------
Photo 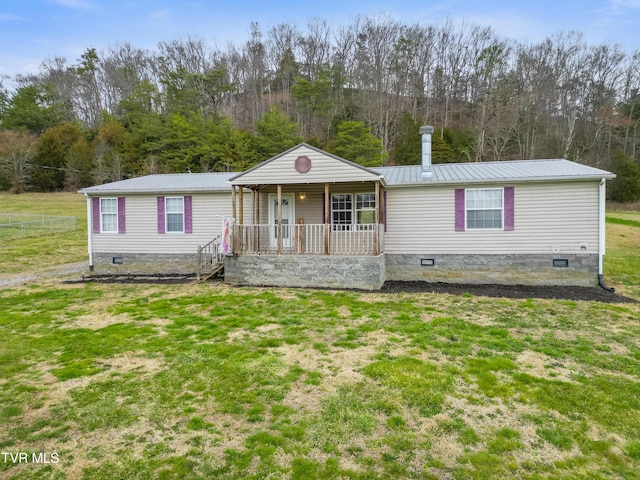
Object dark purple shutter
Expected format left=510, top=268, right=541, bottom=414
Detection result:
left=157, top=196, right=165, bottom=234
left=92, top=197, right=100, bottom=234
left=383, top=191, right=387, bottom=232
left=117, top=197, right=126, bottom=234
left=321, top=193, right=325, bottom=224
left=504, top=187, right=514, bottom=231
left=184, top=196, right=193, bottom=234
left=454, top=189, right=465, bottom=231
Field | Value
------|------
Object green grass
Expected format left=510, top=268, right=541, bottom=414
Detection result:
left=0, top=206, right=639, bottom=478
left=607, top=216, right=640, bottom=228
left=0, top=192, right=87, bottom=274
left=605, top=210, right=640, bottom=298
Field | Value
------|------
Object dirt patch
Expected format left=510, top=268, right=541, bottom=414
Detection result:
left=444, top=392, right=580, bottom=467
left=516, top=350, right=581, bottom=383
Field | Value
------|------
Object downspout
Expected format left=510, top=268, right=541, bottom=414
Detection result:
left=598, top=178, right=614, bottom=292
left=85, top=193, right=94, bottom=270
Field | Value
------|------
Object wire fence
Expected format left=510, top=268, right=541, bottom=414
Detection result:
left=0, top=214, right=78, bottom=241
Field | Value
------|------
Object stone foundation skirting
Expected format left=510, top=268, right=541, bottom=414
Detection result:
left=385, top=253, right=599, bottom=287
left=224, top=254, right=385, bottom=290
left=91, top=253, right=197, bottom=275
left=90, top=252, right=599, bottom=288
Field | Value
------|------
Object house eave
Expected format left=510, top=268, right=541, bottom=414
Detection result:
left=382, top=174, right=616, bottom=188
left=78, top=187, right=234, bottom=196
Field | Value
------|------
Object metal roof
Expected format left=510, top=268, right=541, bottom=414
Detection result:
left=79, top=159, right=614, bottom=195
left=79, top=172, right=236, bottom=195
left=374, top=159, right=615, bottom=186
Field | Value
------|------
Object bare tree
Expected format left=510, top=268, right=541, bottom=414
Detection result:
left=0, top=131, right=36, bottom=193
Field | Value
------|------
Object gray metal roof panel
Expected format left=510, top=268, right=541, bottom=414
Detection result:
left=79, top=159, right=614, bottom=194
left=374, top=159, right=615, bottom=186
left=79, top=173, right=237, bottom=195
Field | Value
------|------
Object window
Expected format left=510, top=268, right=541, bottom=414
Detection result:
left=332, top=194, right=353, bottom=231
left=466, top=188, right=503, bottom=230
left=331, top=193, right=377, bottom=231
left=100, top=198, right=118, bottom=233
left=356, top=193, right=376, bottom=231
left=166, top=197, right=184, bottom=233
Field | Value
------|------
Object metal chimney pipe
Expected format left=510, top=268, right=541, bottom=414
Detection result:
left=420, top=125, right=434, bottom=179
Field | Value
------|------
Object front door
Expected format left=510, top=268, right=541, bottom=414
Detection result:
left=268, top=194, right=295, bottom=249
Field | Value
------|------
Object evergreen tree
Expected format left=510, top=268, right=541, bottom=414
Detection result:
left=210, top=117, right=260, bottom=171
left=393, top=113, right=420, bottom=165
left=32, top=123, right=85, bottom=191
left=64, top=137, right=93, bottom=191
left=254, top=106, right=302, bottom=158
left=2, top=84, right=67, bottom=134
left=608, top=150, right=640, bottom=202
left=330, top=121, right=385, bottom=167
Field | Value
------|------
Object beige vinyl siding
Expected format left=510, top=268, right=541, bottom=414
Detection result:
left=92, top=193, right=250, bottom=254
left=254, top=183, right=379, bottom=224
left=232, top=145, right=381, bottom=185
left=385, top=181, right=600, bottom=255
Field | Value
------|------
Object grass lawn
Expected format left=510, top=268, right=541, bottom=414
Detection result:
left=0, top=193, right=88, bottom=274
left=0, top=204, right=639, bottom=479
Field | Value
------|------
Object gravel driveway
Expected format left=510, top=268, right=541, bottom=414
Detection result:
left=0, top=261, right=87, bottom=288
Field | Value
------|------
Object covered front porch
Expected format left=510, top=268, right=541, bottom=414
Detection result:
left=227, top=144, right=387, bottom=258
left=229, top=183, right=385, bottom=256
left=223, top=144, right=388, bottom=290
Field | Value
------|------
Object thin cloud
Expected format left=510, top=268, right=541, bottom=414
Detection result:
left=149, top=9, right=170, bottom=20
left=51, top=0, right=98, bottom=10
left=608, top=0, right=640, bottom=11
left=0, top=12, right=24, bottom=21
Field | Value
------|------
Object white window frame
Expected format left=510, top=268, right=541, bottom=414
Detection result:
left=355, top=193, right=376, bottom=231
left=165, top=196, right=185, bottom=233
left=331, top=194, right=353, bottom=231
left=100, top=197, right=118, bottom=233
left=465, top=188, right=504, bottom=230
left=331, top=192, right=376, bottom=231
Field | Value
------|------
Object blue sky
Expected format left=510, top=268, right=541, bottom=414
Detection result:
left=1, top=0, right=640, bottom=79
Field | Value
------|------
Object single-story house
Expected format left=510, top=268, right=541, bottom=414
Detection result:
left=79, top=128, right=616, bottom=290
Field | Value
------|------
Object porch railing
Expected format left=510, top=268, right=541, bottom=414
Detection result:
left=232, top=223, right=384, bottom=256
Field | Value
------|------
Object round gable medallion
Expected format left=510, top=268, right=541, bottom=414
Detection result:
left=295, top=155, right=311, bottom=173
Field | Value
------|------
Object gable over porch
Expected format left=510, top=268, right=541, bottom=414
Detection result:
left=227, top=144, right=387, bottom=256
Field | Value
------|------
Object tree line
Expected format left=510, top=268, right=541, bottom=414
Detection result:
left=0, top=16, right=639, bottom=201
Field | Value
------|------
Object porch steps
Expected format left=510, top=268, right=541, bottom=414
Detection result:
left=197, top=235, right=224, bottom=282
left=201, top=262, right=224, bottom=282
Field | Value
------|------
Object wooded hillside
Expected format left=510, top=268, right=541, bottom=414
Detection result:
left=1, top=16, right=639, bottom=200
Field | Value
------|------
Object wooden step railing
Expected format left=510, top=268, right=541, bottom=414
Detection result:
left=197, top=235, right=224, bottom=280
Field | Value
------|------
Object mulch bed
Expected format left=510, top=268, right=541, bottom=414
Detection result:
left=380, top=281, right=636, bottom=304
left=69, top=275, right=636, bottom=304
